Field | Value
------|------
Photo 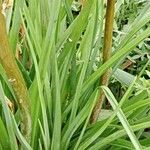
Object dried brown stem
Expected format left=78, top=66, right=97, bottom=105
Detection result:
left=90, top=0, right=115, bottom=123
left=0, top=6, right=31, bottom=141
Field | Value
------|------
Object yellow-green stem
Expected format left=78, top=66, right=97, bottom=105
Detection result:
left=0, top=6, right=31, bottom=141
left=91, top=0, right=115, bottom=123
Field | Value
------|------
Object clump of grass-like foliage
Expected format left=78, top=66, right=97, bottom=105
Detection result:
left=0, top=0, right=150, bottom=149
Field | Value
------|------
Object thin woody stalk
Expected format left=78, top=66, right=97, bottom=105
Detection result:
left=90, top=0, right=115, bottom=123
left=0, top=6, right=31, bottom=141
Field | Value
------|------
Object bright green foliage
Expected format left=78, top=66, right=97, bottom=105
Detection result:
left=0, top=0, right=150, bottom=150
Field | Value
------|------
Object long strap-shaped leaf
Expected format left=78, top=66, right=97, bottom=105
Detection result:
left=102, top=86, right=142, bottom=150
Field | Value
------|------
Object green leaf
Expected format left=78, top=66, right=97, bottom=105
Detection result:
left=102, top=86, right=142, bottom=150
left=0, top=82, right=18, bottom=150
left=0, top=118, right=10, bottom=150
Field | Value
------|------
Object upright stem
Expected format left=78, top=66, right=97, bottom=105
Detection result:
left=90, top=0, right=115, bottom=123
left=0, top=6, right=31, bottom=141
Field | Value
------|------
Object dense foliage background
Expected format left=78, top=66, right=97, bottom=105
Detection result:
left=0, top=0, right=150, bottom=149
